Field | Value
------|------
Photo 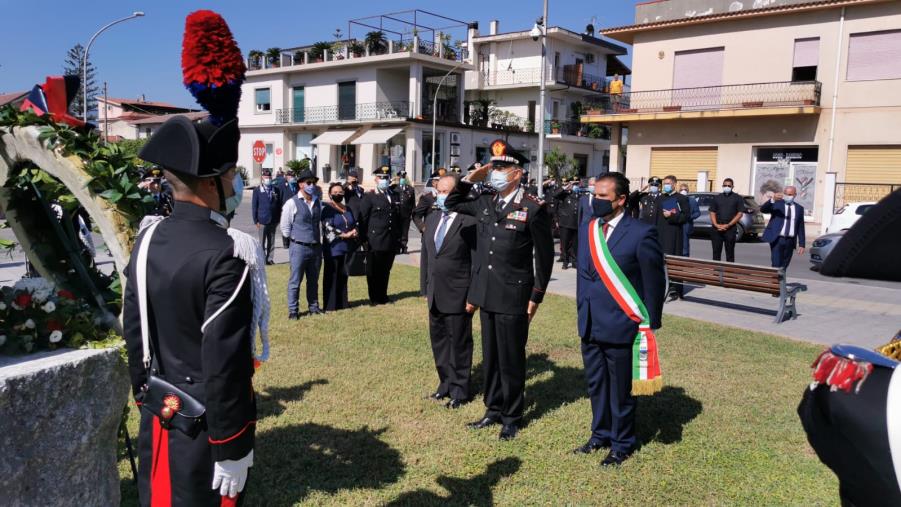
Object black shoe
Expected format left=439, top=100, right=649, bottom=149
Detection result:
left=288, top=312, right=300, bottom=320
left=467, top=416, right=499, bottom=430
left=266, top=260, right=275, bottom=265
left=426, top=392, right=448, bottom=401
left=665, top=292, right=679, bottom=303
left=572, top=440, right=610, bottom=454
left=499, top=424, right=519, bottom=441
left=562, top=263, right=569, bottom=270
left=445, top=398, right=465, bottom=409
left=309, top=307, right=323, bottom=315
left=556, top=257, right=565, bottom=263
left=600, top=449, right=634, bottom=467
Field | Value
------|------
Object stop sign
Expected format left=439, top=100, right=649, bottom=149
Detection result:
left=252, top=140, right=266, bottom=163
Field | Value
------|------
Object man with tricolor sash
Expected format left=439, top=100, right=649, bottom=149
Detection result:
left=574, top=172, right=665, bottom=466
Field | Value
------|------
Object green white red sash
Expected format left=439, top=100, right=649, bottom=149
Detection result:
left=587, top=218, right=663, bottom=395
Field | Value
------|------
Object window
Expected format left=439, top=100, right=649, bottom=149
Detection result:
left=792, top=38, right=819, bottom=82
left=255, top=88, right=271, bottom=112
left=338, top=81, right=356, bottom=120
left=292, top=87, right=305, bottom=122
left=847, top=30, right=901, bottom=81
left=527, top=100, right=536, bottom=130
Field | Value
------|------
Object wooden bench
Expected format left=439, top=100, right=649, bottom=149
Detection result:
left=665, top=255, right=807, bottom=323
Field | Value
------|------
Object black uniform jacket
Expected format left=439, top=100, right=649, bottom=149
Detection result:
left=420, top=210, right=477, bottom=314
left=358, top=189, right=401, bottom=252
left=124, top=202, right=256, bottom=462
left=445, top=181, right=554, bottom=315
left=553, top=187, right=581, bottom=229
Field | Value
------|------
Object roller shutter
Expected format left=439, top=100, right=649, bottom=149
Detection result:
left=845, top=146, right=901, bottom=183
left=650, top=147, right=718, bottom=187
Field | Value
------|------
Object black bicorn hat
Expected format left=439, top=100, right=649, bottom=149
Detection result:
left=139, top=116, right=240, bottom=178
left=450, top=165, right=462, bottom=174
left=374, top=165, right=391, bottom=177
left=488, top=139, right=529, bottom=167
left=648, top=176, right=663, bottom=186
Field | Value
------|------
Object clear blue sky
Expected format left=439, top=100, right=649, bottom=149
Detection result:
left=0, top=0, right=635, bottom=108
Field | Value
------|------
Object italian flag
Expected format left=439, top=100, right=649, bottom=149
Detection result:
left=588, top=218, right=663, bottom=395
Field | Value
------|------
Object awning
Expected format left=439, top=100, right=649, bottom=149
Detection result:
left=350, top=127, right=405, bottom=145
left=310, top=129, right=359, bottom=145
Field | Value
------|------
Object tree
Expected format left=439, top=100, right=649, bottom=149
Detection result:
left=62, top=44, right=98, bottom=121
left=544, top=147, right=572, bottom=180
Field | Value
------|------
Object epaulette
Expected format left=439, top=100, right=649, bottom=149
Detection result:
left=226, top=228, right=271, bottom=365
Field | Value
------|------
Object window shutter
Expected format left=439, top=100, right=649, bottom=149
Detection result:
left=847, top=30, right=901, bottom=81
left=793, top=38, right=820, bottom=68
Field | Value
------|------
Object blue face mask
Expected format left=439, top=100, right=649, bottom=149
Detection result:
left=436, top=194, right=448, bottom=210
left=784, top=195, right=795, bottom=204
left=303, top=183, right=317, bottom=196
left=224, top=173, right=244, bottom=215
left=489, top=170, right=511, bottom=192
left=649, top=185, right=659, bottom=194
left=663, top=183, right=673, bottom=193
left=400, top=178, right=407, bottom=186
left=722, top=186, right=733, bottom=194
left=572, top=185, right=580, bottom=192
left=377, top=178, right=390, bottom=190
left=262, top=178, right=272, bottom=187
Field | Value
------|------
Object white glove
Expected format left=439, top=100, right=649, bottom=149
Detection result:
left=212, top=450, right=254, bottom=498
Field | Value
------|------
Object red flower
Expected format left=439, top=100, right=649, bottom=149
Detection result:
left=14, top=293, right=32, bottom=308
left=58, top=290, right=76, bottom=301
left=46, top=320, right=64, bottom=332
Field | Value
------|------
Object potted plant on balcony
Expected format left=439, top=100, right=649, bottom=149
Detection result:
left=349, top=41, right=365, bottom=58
left=265, top=47, right=282, bottom=68
left=248, top=50, right=263, bottom=70
left=550, top=120, right=561, bottom=134
left=365, top=31, right=387, bottom=54
left=663, top=104, right=682, bottom=112
left=588, top=124, right=608, bottom=139
left=310, top=42, right=332, bottom=63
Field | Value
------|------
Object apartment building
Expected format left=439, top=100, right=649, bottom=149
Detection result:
left=465, top=20, right=630, bottom=177
left=95, top=96, right=197, bottom=141
left=585, top=0, right=901, bottom=230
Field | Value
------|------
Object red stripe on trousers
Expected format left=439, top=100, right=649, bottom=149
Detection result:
left=151, top=417, right=172, bottom=507
left=221, top=495, right=239, bottom=507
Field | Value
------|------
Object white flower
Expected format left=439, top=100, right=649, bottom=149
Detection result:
left=0, top=302, right=7, bottom=310
left=42, top=301, right=56, bottom=313
left=49, top=330, right=63, bottom=343
left=12, top=277, right=56, bottom=303
left=0, top=335, right=6, bottom=346
left=24, top=319, right=35, bottom=329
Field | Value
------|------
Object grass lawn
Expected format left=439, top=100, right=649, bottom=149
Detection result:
left=119, top=263, right=836, bottom=506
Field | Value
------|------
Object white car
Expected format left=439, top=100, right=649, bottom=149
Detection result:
left=825, top=202, right=877, bottom=234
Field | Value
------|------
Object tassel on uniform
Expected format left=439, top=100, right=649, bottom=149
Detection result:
left=227, top=228, right=271, bottom=364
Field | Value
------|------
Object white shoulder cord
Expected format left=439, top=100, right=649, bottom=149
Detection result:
left=136, top=219, right=164, bottom=369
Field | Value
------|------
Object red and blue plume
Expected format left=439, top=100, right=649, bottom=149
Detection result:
left=181, top=10, right=246, bottom=126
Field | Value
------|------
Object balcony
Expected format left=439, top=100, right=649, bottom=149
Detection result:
left=581, top=81, right=822, bottom=123
left=479, top=65, right=630, bottom=93
left=275, top=101, right=410, bottom=125
left=545, top=120, right=610, bottom=140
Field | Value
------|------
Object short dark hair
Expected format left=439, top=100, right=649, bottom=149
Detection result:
left=723, top=178, right=734, bottom=185
left=664, top=174, right=678, bottom=183
left=163, top=169, right=201, bottom=197
left=597, top=171, right=630, bottom=198
left=328, top=182, right=344, bottom=194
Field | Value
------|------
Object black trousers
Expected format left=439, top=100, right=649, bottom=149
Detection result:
left=399, top=215, right=412, bottom=251
left=428, top=307, right=474, bottom=401
left=770, top=236, right=796, bottom=269
left=257, top=223, right=277, bottom=262
left=323, top=254, right=349, bottom=311
left=581, top=339, right=636, bottom=453
left=711, top=226, right=737, bottom=262
left=366, top=250, right=395, bottom=305
left=480, top=310, right=529, bottom=425
left=559, top=226, right=578, bottom=264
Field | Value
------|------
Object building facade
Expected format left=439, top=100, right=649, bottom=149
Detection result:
left=586, top=0, right=901, bottom=231
left=95, top=97, right=198, bottom=141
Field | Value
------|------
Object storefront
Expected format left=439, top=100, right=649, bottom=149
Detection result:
left=752, top=147, right=818, bottom=217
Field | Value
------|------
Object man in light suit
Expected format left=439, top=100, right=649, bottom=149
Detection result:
left=760, top=185, right=806, bottom=269
left=420, top=175, right=478, bottom=408
left=575, top=172, right=665, bottom=466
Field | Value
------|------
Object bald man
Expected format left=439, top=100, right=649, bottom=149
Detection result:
left=760, top=186, right=806, bottom=269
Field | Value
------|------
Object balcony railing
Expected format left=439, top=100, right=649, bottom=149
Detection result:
left=555, top=67, right=631, bottom=94
left=545, top=120, right=610, bottom=139
left=584, top=81, right=822, bottom=115
left=483, top=66, right=549, bottom=87
left=275, top=101, right=410, bottom=124
left=248, top=37, right=469, bottom=70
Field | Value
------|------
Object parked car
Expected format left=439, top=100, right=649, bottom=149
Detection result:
left=689, top=192, right=766, bottom=240
left=809, top=230, right=846, bottom=270
left=825, top=201, right=877, bottom=234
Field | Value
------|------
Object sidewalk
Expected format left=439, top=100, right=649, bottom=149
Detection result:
left=396, top=234, right=900, bottom=349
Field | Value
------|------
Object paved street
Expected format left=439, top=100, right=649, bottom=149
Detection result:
left=2, top=190, right=897, bottom=349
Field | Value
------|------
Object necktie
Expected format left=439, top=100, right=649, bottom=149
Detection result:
left=603, top=223, right=610, bottom=238
left=782, top=203, right=793, bottom=237
left=435, top=213, right=450, bottom=251
left=496, top=197, right=506, bottom=214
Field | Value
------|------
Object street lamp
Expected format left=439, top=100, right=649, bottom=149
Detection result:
left=534, top=0, right=549, bottom=197
left=83, top=11, right=145, bottom=122
left=430, top=60, right=465, bottom=178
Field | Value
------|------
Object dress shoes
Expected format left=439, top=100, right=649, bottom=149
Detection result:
left=288, top=312, right=300, bottom=321
left=499, top=424, right=519, bottom=440
left=426, top=392, right=448, bottom=401
left=467, top=416, right=499, bottom=430
left=572, top=439, right=610, bottom=454
left=600, top=449, right=634, bottom=467
left=308, top=307, right=323, bottom=316
left=445, top=398, right=465, bottom=409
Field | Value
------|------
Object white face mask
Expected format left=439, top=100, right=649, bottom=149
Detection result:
left=679, top=190, right=688, bottom=196
left=722, top=186, right=733, bottom=194
left=784, top=195, right=795, bottom=204
left=489, top=170, right=512, bottom=192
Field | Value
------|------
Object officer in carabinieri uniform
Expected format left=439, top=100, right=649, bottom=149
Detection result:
left=358, top=165, right=402, bottom=305
left=553, top=176, right=582, bottom=270
left=445, top=139, right=554, bottom=440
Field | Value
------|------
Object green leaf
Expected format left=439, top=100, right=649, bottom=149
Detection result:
left=99, top=189, right=124, bottom=203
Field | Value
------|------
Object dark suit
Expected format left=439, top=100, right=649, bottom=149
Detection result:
left=420, top=211, right=477, bottom=400
left=396, top=184, right=416, bottom=252
left=445, top=181, right=554, bottom=426
left=553, top=187, right=581, bottom=266
left=761, top=199, right=806, bottom=269
left=251, top=184, right=282, bottom=262
left=358, top=189, right=401, bottom=304
left=576, top=213, right=665, bottom=453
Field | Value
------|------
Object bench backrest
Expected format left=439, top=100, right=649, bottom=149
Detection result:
left=665, top=255, right=783, bottom=295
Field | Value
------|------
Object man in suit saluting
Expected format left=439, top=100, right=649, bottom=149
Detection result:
left=575, top=172, right=665, bottom=466
left=420, top=175, right=478, bottom=408
left=761, top=185, right=806, bottom=269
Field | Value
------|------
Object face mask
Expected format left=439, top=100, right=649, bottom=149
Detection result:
left=224, top=174, right=244, bottom=215
left=649, top=185, right=659, bottom=194
left=572, top=185, right=580, bottom=192
left=663, top=183, right=673, bottom=193
left=489, top=170, right=511, bottom=192
left=400, top=178, right=407, bottom=186
left=784, top=195, right=795, bottom=204
left=436, top=194, right=448, bottom=210
left=332, top=194, right=344, bottom=203
left=591, top=198, right=614, bottom=218
left=377, top=178, right=390, bottom=190
left=679, top=190, right=688, bottom=196
left=262, top=178, right=272, bottom=187
left=303, top=183, right=316, bottom=196
left=287, top=177, right=296, bottom=185
left=722, top=186, right=733, bottom=194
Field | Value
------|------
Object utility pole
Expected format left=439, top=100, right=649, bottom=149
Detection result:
left=535, top=0, right=549, bottom=197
